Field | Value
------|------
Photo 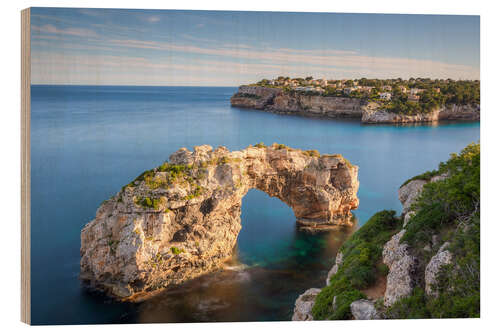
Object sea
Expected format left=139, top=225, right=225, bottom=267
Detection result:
left=30, top=85, right=480, bottom=324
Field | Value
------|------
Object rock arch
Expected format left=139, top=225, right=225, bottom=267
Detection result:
left=80, top=144, right=359, bottom=300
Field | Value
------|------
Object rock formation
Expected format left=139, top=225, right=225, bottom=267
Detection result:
left=292, top=146, right=478, bottom=320
left=292, top=288, right=322, bottom=321
left=231, top=86, right=364, bottom=118
left=80, top=143, right=359, bottom=300
left=425, top=242, right=452, bottom=296
left=398, top=179, right=427, bottom=215
left=382, top=230, right=418, bottom=306
left=350, top=300, right=380, bottom=320
left=362, top=104, right=480, bottom=124
left=326, top=252, right=343, bottom=286
left=230, top=86, right=480, bottom=124
left=383, top=175, right=449, bottom=306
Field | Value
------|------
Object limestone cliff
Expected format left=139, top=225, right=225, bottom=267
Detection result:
left=231, top=85, right=364, bottom=118
left=292, top=142, right=480, bottom=320
left=80, top=143, right=359, bottom=300
left=231, top=86, right=480, bottom=124
left=362, top=104, right=480, bottom=124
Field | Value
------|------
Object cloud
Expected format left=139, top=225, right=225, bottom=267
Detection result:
left=147, top=16, right=161, bottom=23
left=104, top=38, right=478, bottom=79
left=32, top=24, right=98, bottom=38
left=30, top=30, right=479, bottom=85
left=78, top=9, right=104, bottom=17
left=31, top=46, right=479, bottom=86
left=181, top=34, right=217, bottom=44
left=31, top=40, right=114, bottom=52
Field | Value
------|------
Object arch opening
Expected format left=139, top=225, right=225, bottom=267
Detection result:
left=236, top=189, right=296, bottom=266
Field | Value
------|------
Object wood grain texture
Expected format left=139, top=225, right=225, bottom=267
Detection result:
left=21, top=7, right=31, bottom=325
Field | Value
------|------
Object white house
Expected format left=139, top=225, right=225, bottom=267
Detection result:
left=379, top=92, right=392, bottom=100
left=408, top=94, right=420, bottom=102
left=343, top=87, right=357, bottom=95
left=359, top=86, right=374, bottom=93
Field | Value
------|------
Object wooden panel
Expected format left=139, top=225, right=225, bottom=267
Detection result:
left=21, top=7, right=31, bottom=325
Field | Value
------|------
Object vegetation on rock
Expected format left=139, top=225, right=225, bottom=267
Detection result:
left=135, top=196, right=161, bottom=210
left=248, top=76, right=479, bottom=116
left=402, top=142, right=480, bottom=246
left=392, top=143, right=480, bottom=318
left=310, top=142, right=480, bottom=320
left=312, top=210, right=401, bottom=319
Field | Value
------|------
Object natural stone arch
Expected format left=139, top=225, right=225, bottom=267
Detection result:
left=80, top=144, right=359, bottom=300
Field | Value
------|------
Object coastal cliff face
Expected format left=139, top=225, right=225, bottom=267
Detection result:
left=231, top=86, right=480, bottom=124
left=362, top=104, right=480, bottom=124
left=80, top=144, right=359, bottom=300
left=231, top=85, right=364, bottom=118
left=362, top=109, right=440, bottom=124
left=292, top=143, right=480, bottom=320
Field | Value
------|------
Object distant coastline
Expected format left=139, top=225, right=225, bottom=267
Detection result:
left=230, top=77, right=480, bottom=124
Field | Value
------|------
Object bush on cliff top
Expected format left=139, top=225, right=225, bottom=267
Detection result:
left=311, top=210, right=401, bottom=320
left=312, top=142, right=480, bottom=320
left=402, top=142, right=480, bottom=247
left=400, top=170, right=440, bottom=188
left=426, top=213, right=480, bottom=318
left=303, top=149, right=321, bottom=158
left=253, top=142, right=266, bottom=148
left=135, top=196, right=161, bottom=210
left=386, top=142, right=480, bottom=319
left=386, top=214, right=479, bottom=319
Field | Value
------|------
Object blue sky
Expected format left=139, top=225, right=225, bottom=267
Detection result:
left=31, top=8, right=480, bottom=86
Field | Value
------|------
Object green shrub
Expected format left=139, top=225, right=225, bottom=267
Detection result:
left=217, top=156, right=230, bottom=165
left=393, top=143, right=480, bottom=319
left=107, top=239, right=119, bottom=255
left=303, top=149, right=321, bottom=158
left=313, top=143, right=480, bottom=320
left=254, top=142, right=266, bottom=148
left=312, top=210, right=401, bottom=320
left=385, top=288, right=429, bottom=319
left=427, top=214, right=480, bottom=318
left=330, top=289, right=366, bottom=320
left=184, top=185, right=204, bottom=200
left=400, top=170, right=439, bottom=188
left=135, top=196, right=161, bottom=210
left=170, top=246, right=184, bottom=255
left=402, top=143, right=479, bottom=247
left=377, top=263, right=389, bottom=276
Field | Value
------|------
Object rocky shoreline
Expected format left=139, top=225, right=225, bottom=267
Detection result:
left=230, top=85, right=480, bottom=124
left=80, top=143, right=359, bottom=300
left=292, top=143, right=480, bottom=320
left=292, top=175, right=450, bottom=320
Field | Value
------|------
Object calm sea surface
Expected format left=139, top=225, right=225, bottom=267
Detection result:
left=30, top=85, right=480, bottom=324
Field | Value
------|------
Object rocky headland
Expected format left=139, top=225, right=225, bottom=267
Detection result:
left=230, top=86, right=480, bottom=124
left=292, top=143, right=480, bottom=320
left=80, top=143, right=359, bottom=300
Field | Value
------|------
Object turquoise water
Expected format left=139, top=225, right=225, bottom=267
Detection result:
left=30, top=85, right=479, bottom=324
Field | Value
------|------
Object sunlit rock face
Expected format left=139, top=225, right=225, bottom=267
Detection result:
left=230, top=85, right=364, bottom=118
left=230, top=86, right=479, bottom=123
left=80, top=144, right=359, bottom=300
